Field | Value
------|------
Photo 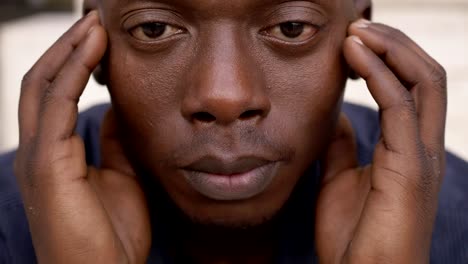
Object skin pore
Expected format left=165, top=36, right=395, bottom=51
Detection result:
left=97, top=0, right=362, bottom=261
left=14, top=0, right=447, bottom=262
left=99, top=0, right=358, bottom=225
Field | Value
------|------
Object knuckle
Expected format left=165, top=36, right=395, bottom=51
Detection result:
left=402, top=95, right=417, bottom=111
left=380, top=25, right=407, bottom=44
left=389, top=28, right=406, bottom=41
left=21, top=67, right=53, bottom=96
left=20, top=70, right=35, bottom=91
left=40, top=79, right=60, bottom=106
left=424, top=146, right=446, bottom=183
left=409, top=149, right=438, bottom=200
left=70, top=52, right=93, bottom=75
left=428, top=63, right=447, bottom=89
left=393, top=93, right=417, bottom=116
left=15, top=144, right=41, bottom=188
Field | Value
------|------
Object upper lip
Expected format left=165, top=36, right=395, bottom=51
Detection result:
left=182, top=156, right=273, bottom=176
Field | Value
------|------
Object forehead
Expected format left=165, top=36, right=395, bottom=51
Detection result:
left=111, top=0, right=327, bottom=7
left=104, top=0, right=344, bottom=14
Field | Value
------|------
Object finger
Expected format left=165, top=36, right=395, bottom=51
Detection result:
left=100, top=108, right=136, bottom=176
left=321, top=113, right=358, bottom=185
left=37, top=25, right=107, bottom=143
left=18, top=11, right=101, bottom=144
left=355, top=20, right=440, bottom=69
left=316, top=114, right=370, bottom=262
left=349, top=20, right=447, bottom=151
left=343, top=35, right=420, bottom=155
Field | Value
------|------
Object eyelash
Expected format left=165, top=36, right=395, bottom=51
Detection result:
left=128, top=22, right=185, bottom=42
left=262, top=21, right=320, bottom=44
left=126, top=21, right=321, bottom=47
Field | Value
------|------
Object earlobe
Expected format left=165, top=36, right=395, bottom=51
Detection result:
left=348, top=70, right=360, bottom=80
left=83, top=0, right=106, bottom=85
left=354, top=0, right=372, bottom=20
left=93, top=64, right=108, bottom=85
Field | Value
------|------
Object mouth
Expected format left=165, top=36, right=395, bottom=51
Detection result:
left=181, top=157, right=280, bottom=201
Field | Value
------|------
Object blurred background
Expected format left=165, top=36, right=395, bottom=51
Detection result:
left=0, top=0, right=467, bottom=160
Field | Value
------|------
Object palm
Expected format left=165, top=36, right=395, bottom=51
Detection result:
left=78, top=109, right=152, bottom=263
left=315, top=118, right=437, bottom=263
left=87, top=168, right=151, bottom=263
left=313, top=18, right=447, bottom=263
left=14, top=14, right=151, bottom=263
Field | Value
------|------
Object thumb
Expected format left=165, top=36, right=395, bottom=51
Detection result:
left=100, top=108, right=135, bottom=176
left=320, top=113, right=358, bottom=185
left=315, top=114, right=368, bottom=262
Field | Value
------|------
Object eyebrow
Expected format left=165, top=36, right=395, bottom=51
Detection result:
left=116, top=0, right=327, bottom=11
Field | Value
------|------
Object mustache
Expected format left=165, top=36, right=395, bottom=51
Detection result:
left=165, top=126, right=294, bottom=168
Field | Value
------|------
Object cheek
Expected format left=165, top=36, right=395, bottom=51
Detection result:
left=107, top=44, right=186, bottom=113
left=104, top=41, right=198, bottom=168
left=263, top=43, right=347, bottom=155
left=106, top=38, right=193, bottom=124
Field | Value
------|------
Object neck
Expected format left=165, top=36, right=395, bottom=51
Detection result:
left=141, top=165, right=321, bottom=263
left=173, top=219, right=279, bottom=264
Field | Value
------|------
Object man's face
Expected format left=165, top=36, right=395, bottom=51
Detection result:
left=98, top=0, right=356, bottom=227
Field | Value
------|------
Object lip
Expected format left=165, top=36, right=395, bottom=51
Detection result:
left=182, top=157, right=279, bottom=201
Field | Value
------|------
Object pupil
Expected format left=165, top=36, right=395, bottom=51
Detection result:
left=142, top=23, right=166, bottom=38
left=280, top=22, right=304, bottom=38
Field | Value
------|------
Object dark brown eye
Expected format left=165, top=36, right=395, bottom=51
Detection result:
left=279, top=22, right=304, bottom=38
left=265, top=22, right=318, bottom=43
left=141, top=23, right=166, bottom=38
left=130, top=22, right=183, bottom=42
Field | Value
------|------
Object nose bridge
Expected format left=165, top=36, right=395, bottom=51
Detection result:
left=182, top=24, right=270, bottom=125
left=204, top=27, right=252, bottom=97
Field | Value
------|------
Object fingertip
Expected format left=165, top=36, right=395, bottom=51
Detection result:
left=353, top=18, right=372, bottom=28
left=344, top=35, right=365, bottom=47
left=350, top=35, right=364, bottom=46
left=343, top=35, right=367, bottom=62
left=347, top=18, right=372, bottom=38
left=86, top=10, right=100, bottom=21
left=87, top=25, right=97, bottom=36
left=86, top=23, right=107, bottom=44
left=84, top=25, right=108, bottom=66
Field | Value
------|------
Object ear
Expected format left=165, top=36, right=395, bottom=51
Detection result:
left=82, top=0, right=98, bottom=15
left=348, top=0, right=372, bottom=80
left=354, top=0, right=372, bottom=20
left=82, top=0, right=108, bottom=85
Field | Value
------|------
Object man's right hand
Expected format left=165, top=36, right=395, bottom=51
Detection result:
left=14, top=11, right=151, bottom=263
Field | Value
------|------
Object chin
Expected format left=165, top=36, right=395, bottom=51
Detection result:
left=148, top=156, right=311, bottom=231
left=185, top=204, right=280, bottom=230
left=165, top=175, right=298, bottom=231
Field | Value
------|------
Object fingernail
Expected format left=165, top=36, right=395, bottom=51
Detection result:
left=351, top=36, right=363, bottom=45
left=86, top=10, right=98, bottom=18
left=354, top=18, right=372, bottom=28
left=87, top=26, right=96, bottom=36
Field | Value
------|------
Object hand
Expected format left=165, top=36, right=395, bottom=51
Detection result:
left=315, top=19, right=447, bottom=263
left=14, top=11, right=151, bottom=263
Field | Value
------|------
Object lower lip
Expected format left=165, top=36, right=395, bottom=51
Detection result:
left=182, top=162, right=278, bottom=201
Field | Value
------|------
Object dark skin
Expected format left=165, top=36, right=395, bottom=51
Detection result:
left=14, top=0, right=447, bottom=263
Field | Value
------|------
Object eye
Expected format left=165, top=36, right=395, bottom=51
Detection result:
left=264, top=22, right=318, bottom=43
left=129, top=22, right=184, bottom=42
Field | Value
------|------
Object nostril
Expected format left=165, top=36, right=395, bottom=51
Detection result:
left=239, top=110, right=263, bottom=120
left=192, top=112, right=216, bottom=123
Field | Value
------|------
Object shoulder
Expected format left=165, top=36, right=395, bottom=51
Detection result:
left=0, top=104, right=109, bottom=263
left=343, top=102, right=468, bottom=263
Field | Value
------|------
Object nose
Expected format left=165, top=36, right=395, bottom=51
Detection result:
left=181, top=28, right=270, bottom=126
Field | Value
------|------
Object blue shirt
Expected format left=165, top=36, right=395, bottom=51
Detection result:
left=1, top=103, right=467, bottom=263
